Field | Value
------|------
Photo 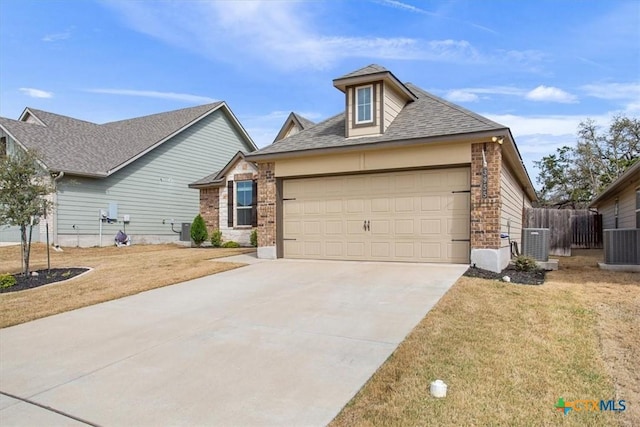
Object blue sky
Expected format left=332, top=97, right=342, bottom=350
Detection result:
left=1, top=0, right=638, bottom=187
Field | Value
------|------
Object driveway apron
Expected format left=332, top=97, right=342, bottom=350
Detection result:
left=0, top=258, right=466, bottom=426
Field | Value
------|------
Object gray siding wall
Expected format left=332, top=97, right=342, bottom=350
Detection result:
left=500, top=163, right=530, bottom=249
left=55, top=110, right=253, bottom=245
left=599, top=184, right=637, bottom=230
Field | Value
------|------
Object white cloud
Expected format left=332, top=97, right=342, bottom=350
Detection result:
left=445, top=90, right=479, bottom=103
left=525, top=85, right=578, bottom=103
left=581, top=82, right=640, bottom=100
left=42, top=27, right=73, bottom=42
left=377, top=0, right=438, bottom=16
left=105, top=1, right=532, bottom=71
left=443, top=86, right=525, bottom=102
left=87, top=89, right=217, bottom=104
left=19, top=88, right=53, bottom=98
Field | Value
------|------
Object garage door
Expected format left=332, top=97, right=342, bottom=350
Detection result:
left=283, top=167, right=470, bottom=263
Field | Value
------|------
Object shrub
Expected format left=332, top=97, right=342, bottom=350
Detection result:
left=210, top=230, right=223, bottom=248
left=0, top=274, right=17, bottom=289
left=250, top=229, right=258, bottom=247
left=514, top=255, right=538, bottom=272
left=190, top=214, right=208, bottom=247
left=221, top=241, right=240, bottom=248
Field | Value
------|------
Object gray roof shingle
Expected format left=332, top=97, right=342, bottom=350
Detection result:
left=0, top=102, right=229, bottom=176
left=336, top=64, right=390, bottom=79
left=248, top=83, right=506, bottom=158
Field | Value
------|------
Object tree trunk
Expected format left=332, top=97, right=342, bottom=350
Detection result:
left=20, top=224, right=29, bottom=276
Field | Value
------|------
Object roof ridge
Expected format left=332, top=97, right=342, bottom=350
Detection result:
left=25, top=108, right=100, bottom=126
left=405, top=83, right=506, bottom=129
left=103, top=102, right=222, bottom=126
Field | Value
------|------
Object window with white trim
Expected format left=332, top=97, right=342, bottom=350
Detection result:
left=356, top=86, right=373, bottom=124
left=236, top=180, right=253, bottom=226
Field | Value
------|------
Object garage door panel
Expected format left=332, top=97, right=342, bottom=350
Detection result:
left=395, top=219, right=414, bottom=235
left=395, top=242, right=415, bottom=258
left=395, top=197, right=414, bottom=212
left=283, top=167, right=470, bottom=263
left=325, top=200, right=343, bottom=213
left=421, top=219, right=443, bottom=235
left=449, top=193, right=470, bottom=211
left=347, top=242, right=365, bottom=257
left=303, top=221, right=322, bottom=235
left=326, top=241, right=344, bottom=257
left=420, top=196, right=441, bottom=211
left=449, top=242, right=470, bottom=262
left=420, top=242, right=442, bottom=260
left=371, top=242, right=391, bottom=258
left=303, top=241, right=321, bottom=256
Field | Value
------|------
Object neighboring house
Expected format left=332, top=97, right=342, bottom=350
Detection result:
left=0, top=103, right=256, bottom=246
left=188, top=151, right=258, bottom=246
left=589, top=162, right=640, bottom=269
left=273, top=112, right=315, bottom=142
left=245, top=64, right=537, bottom=273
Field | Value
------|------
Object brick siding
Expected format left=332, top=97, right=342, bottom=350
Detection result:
left=257, top=162, right=276, bottom=248
left=471, top=142, right=502, bottom=249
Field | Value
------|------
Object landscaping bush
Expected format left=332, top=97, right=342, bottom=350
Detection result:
left=250, top=229, right=258, bottom=247
left=210, top=230, right=223, bottom=248
left=190, top=214, right=208, bottom=247
left=514, top=255, right=538, bottom=272
left=0, top=273, right=17, bottom=289
left=221, top=241, right=240, bottom=248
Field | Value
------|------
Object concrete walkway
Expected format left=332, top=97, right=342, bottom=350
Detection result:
left=0, top=259, right=467, bottom=426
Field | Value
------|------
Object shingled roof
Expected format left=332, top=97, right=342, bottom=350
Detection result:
left=247, top=83, right=507, bottom=159
left=0, top=102, right=255, bottom=177
left=273, top=112, right=316, bottom=143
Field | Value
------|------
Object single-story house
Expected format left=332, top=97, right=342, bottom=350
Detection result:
left=589, top=161, right=640, bottom=269
left=188, top=151, right=258, bottom=246
left=0, top=102, right=256, bottom=246
left=188, top=112, right=316, bottom=245
left=244, top=64, right=537, bottom=273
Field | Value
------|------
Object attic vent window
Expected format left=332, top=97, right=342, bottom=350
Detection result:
left=356, top=86, right=373, bottom=124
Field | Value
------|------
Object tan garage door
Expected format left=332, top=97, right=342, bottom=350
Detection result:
left=283, top=167, right=470, bottom=263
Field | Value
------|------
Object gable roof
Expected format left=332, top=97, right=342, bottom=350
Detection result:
left=0, top=102, right=257, bottom=177
left=247, top=83, right=506, bottom=159
left=589, top=161, right=640, bottom=207
left=332, top=63, right=417, bottom=101
left=188, top=151, right=256, bottom=188
left=273, top=112, right=316, bottom=143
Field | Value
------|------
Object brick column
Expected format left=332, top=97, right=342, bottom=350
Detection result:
left=257, top=162, right=277, bottom=258
left=200, top=188, right=220, bottom=234
left=471, top=142, right=502, bottom=249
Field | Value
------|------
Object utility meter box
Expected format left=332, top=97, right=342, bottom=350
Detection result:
left=180, top=223, right=191, bottom=241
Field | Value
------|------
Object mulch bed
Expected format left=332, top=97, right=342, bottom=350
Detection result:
left=464, top=265, right=546, bottom=285
left=1, top=268, right=89, bottom=294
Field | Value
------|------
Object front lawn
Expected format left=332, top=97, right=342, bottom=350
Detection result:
left=0, top=243, right=253, bottom=328
left=331, top=250, right=639, bottom=426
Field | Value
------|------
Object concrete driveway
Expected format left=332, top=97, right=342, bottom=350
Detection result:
left=0, top=255, right=467, bottom=426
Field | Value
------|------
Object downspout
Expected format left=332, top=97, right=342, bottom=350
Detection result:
left=52, top=171, right=64, bottom=246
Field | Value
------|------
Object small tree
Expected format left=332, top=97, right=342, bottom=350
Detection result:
left=0, top=150, right=53, bottom=276
left=190, top=214, right=208, bottom=247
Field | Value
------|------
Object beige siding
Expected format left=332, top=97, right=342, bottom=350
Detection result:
left=500, top=163, right=528, bottom=248
left=383, top=84, right=406, bottom=131
left=598, top=182, right=639, bottom=229
left=275, top=141, right=472, bottom=177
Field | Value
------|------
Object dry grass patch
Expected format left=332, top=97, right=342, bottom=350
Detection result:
left=0, top=243, right=254, bottom=328
left=332, top=250, right=639, bottom=426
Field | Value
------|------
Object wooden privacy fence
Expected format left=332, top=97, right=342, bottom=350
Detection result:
left=524, top=208, right=603, bottom=256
